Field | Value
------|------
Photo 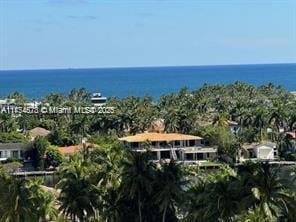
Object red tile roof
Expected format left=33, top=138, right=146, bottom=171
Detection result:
left=58, top=145, right=82, bottom=154
left=119, top=132, right=202, bottom=142
left=58, top=143, right=96, bottom=155
left=286, top=131, right=296, bottom=139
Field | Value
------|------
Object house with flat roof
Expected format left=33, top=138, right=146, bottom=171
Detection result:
left=0, top=98, right=16, bottom=109
left=119, top=132, right=217, bottom=163
left=241, top=142, right=278, bottom=161
left=0, top=143, right=30, bottom=161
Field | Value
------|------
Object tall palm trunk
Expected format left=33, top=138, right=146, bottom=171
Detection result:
left=162, top=201, right=169, bottom=222
left=138, top=193, right=142, bottom=222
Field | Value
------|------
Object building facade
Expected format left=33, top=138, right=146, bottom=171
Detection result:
left=0, top=143, right=29, bottom=161
left=119, top=132, right=217, bottom=163
left=241, top=142, right=278, bottom=161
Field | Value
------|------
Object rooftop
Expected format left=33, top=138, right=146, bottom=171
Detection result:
left=58, top=143, right=95, bottom=155
left=286, top=131, right=296, bottom=139
left=30, top=127, right=51, bottom=137
left=0, top=98, right=16, bottom=105
left=242, top=142, right=276, bottom=150
left=290, top=91, right=296, bottom=96
left=119, top=132, right=202, bottom=142
left=58, top=145, right=82, bottom=154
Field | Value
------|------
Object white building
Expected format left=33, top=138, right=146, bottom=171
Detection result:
left=254, top=143, right=277, bottom=160
left=0, top=98, right=16, bottom=108
left=0, top=143, right=29, bottom=161
left=119, top=132, right=217, bottom=164
left=242, top=142, right=277, bottom=161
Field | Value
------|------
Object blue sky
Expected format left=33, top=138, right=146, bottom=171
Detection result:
left=0, top=0, right=295, bottom=70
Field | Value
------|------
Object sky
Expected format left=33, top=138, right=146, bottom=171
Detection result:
left=0, top=0, right=295, bottom=70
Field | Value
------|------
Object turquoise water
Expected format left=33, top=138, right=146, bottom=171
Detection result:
left=0, top=64, right=295, bottom=99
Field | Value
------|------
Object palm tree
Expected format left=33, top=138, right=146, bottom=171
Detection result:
left=246, top=162, right=293, bottom=220
left=213, top=112, right=229, bottom=128
left=121, top=151, right=156, bottom=222
left=269, top=102, right=287, bottom=132
left=57, top=156, right=100, bottom=221
left=204, top=177, right=240, bottom=221
left=0, top=177, right=34, bottom=222
left=0, top=113, right=18, bottom=133
left=26, top=178, right=58, bottom=222
left=69, top=115, right=90, bottom=138
left=44, top=93, right=67, bottom=106
left=235, top=207, right=267, bottom=222
left=184, top=182, right=207, bottom=222
left=68, top=88, right=90, bottom=104
left=0, top=171, right=55, bottom=222
left=164, top=108, right=180, bottom=132
left=184, top=166, right=239, bottom=222
left=153, top=160, right=187, bottom=222
left=287, top=110, right=296, bottom=131
left=253, top=108, right=267, bottom=141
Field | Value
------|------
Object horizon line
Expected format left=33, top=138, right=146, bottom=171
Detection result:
left=0, top=62, right=296, bottom=72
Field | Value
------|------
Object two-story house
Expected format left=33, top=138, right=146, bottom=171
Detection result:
left=119, top=132, right=217, bottom=163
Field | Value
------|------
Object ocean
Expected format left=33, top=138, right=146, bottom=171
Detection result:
left=0, top=63, right=295, bottom=99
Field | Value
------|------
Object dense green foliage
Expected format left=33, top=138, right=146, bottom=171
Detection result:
left=0, top=170, right=57, bottom=222
left=0, top=132, right=26, bottom=143
left=26, top=136, right=49, bottom=170
left=44, top=145, right=63, bottom=169
left=1, top=83, right=295, bottom=159
left=1, top=145, right=295, bottom=221
left=0, top=83, right=296, bottom=221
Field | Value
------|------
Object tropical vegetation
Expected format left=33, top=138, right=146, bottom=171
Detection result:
left=0, top=82, right=296, bottom=221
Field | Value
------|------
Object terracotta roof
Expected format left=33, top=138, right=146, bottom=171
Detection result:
left=58, top=145, right=82, bottom=154
left=58, top=143, right=96, bottom=155
left=30, top=127, right=50, bottom=137
left=286, top=131, right=296, bottom=139
left=242, top=143, right=257, bottom=150
left=119, top=132, right=202, bottom=142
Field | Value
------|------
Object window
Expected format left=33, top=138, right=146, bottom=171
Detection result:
left=160, top=151, right=170, bottom=159
left=185, top=153, right=194, bottom=160
left=0, top=151, right=2, bottom=158
left=196, top=153, right=204, bottom=160
left=148, top=151, right=158, bottom=160
left=131, top=142, right=139, bottom=149
left=175, top=140, right=180, bottom=147
left=189, top=140, right=195, bottom=147
left=12, top=150, right=19, bottom=158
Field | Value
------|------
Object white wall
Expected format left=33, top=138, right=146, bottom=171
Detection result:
left=254, top=145, right=275, bottom=160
